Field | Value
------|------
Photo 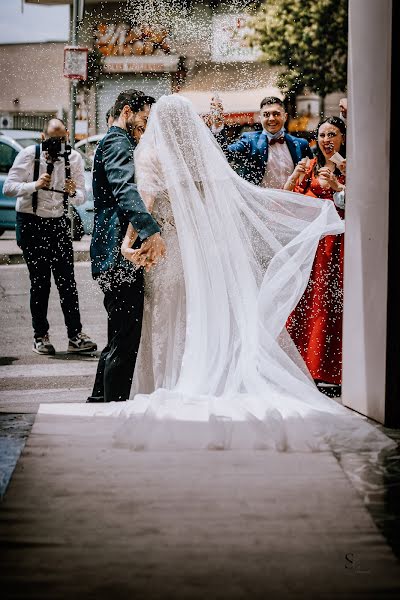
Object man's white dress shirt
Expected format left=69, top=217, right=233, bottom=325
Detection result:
left=3, top=145, right=86, bottom=218
left=261, top=129, right=294, bottom=189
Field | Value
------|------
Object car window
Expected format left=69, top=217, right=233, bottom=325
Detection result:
left=0, top=141, right=19, bottom=173
left=75, top=147, right=93, bottom=171
left=17, top=138, right=41, bottom=148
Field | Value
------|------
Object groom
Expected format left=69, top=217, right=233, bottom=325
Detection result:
left=87, top=89, right=166, bottom=403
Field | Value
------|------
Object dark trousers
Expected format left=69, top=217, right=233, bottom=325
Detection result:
left=90, top=268, right=144, bottom=402
left=16, top=212, right=82, bottom=340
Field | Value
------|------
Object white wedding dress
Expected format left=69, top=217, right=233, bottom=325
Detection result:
left=101, top=95, right=394, bottom=453
left=131, top=191, right=186, bottom=395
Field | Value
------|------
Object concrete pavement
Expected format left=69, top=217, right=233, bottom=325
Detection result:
left=0, top=261, right=105, bottom=501
left=0, top=262, right=105, bottom=413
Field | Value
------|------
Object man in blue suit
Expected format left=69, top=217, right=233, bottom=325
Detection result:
left=210, top=96, right=313, bottom=188
left=88, top=89, right=166, bottom=403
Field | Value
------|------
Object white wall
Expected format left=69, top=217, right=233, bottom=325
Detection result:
left=342, top=0, right=392, bottom=423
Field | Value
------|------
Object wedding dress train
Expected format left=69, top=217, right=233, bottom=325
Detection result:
left=99, top=95, right=394, bottom=454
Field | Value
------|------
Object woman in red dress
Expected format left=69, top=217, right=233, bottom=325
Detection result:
left=284, top=117, right=346, bottom=387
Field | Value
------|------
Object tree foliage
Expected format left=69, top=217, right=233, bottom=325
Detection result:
left=246, top=0, right=348, bottom=99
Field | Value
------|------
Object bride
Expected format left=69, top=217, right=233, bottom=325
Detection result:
left=106, top=94, right=392, bottom=453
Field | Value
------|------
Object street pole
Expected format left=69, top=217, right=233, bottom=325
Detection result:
left=70, top=0, right=79, bottom=150
left=68, top=0, right=79, bottom=239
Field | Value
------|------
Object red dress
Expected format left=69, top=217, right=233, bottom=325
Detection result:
left=286, top=158, right=345, bottom=385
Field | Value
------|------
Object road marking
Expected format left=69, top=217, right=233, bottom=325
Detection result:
left=0, top=363, right=97, bottom=378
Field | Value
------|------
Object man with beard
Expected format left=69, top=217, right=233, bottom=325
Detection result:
left=87, top=89, right=166, bottom=403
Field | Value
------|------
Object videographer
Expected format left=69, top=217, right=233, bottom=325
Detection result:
left=3, top=118, right=97, bottom=355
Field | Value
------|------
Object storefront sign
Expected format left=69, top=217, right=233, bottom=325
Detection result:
left=211, top=14, right=260, bottom=63
left=95, top=23, right=171, bottom=57
left=103, top=55, right=180, bottom=73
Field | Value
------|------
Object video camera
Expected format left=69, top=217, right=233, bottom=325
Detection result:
left=41, top=137, right=72, bottom=182
left=42, top=137, right=72, bottom=163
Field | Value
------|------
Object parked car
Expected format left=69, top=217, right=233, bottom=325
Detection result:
left=75, top=134, right=104, bottom=161
left=0, top=129, right=42, bottom=148
left=0, top=134, right=94, bottom=240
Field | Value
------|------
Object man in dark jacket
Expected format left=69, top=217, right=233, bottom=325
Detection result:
left=88, top=90, right=165, bottom=403
left=208, top=96, right=313, bottom=188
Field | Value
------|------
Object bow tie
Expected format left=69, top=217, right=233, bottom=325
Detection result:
left=269, top=136, right=285, bottom=146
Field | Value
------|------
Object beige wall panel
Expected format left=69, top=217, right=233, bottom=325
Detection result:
left=0, top=43, right=69, bottom=114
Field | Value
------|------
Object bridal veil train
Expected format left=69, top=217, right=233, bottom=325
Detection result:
left=99, top=94, right=393, bottom=453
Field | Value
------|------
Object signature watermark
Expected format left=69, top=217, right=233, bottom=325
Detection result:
left=345, top=553, right=370, bottom=574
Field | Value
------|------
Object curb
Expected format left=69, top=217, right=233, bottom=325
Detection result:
left=0, top=250, right=90, bottom=265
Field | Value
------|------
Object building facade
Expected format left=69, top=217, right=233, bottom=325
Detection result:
left=73, top=0, right=283, bottom=136
left=0, top=42, right=69, bottom=131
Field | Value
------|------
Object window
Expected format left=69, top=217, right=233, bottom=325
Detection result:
left=0, top=142, right=18, bottom=173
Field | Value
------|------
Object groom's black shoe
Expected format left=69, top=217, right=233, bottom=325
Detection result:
left=315, top=381, right=342, bottom=398
left=86, top=395, right=106, bottom=403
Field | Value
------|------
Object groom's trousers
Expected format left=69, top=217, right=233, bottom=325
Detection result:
left=88, top=267, right=144, bottom=402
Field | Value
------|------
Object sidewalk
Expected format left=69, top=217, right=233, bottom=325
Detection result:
left=0, top=235, right=91, bottom=264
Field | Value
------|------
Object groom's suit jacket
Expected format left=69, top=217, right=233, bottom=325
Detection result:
left=217, top=130, right=314, bottom=186
left=90, top=126, right=160, bottom=278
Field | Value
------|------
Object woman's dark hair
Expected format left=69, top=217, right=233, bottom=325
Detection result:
left=314, top=116, right=346, bottom=176
left=113, top=89, right=156, bottom=118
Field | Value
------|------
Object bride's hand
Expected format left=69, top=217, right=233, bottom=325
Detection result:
left=121, top=244, right=141, bottom=267
left=121, top=246, right=153, bottom=271
left=131, top=233, right=166, bottom=272
left=126, top=248, right=156, bottom=272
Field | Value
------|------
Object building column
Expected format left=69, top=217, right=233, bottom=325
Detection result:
left=342, top=0, right=399, bottom=426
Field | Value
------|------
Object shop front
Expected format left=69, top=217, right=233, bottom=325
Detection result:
left=94, top=22, right=181, bottom=132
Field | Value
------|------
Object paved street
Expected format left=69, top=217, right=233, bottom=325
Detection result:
left=0, top=260, right=105, bottom=404
left=0, top=260, right=105, bottom=496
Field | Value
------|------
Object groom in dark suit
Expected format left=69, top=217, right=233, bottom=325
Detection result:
left=87, top=89, right=166, bottom=403
left=208, top=96, right=313, bottom=188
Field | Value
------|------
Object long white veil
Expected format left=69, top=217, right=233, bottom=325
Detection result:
left=110, top=94, right=393, bottom=453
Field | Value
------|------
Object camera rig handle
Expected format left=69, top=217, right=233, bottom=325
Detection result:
left=31, top=144, right=74, bottom=215
left=46, top=161, right=55, bottom=176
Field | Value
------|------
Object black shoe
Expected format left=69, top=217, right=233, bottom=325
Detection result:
left=316, top=382, right=342, bottom=398
left=86, top=396, right=105, bottom=403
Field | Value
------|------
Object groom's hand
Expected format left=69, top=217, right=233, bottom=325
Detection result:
left=131, top=233, right=166, bottom=272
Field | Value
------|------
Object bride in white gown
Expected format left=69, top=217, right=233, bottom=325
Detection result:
left=107, top=94, right=393, bottom=453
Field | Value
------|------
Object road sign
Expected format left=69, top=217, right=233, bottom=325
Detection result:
left=64, top=46, right=88, bottom=80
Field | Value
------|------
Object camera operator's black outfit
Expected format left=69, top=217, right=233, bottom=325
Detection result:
left=88, top=126, right=160, bottom=403
left=3, top=143, right=95, bottom=354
